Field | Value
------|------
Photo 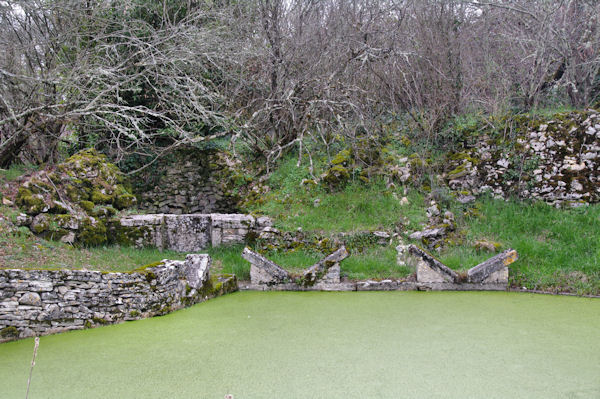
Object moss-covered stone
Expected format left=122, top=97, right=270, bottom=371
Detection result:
left=322, top=164, right=350, bottom=191
left=79, top=200, right=94, bottom=213
left=113, top=193, right=137, bottom=210
left=91, top=190, right=112, bottom=204
left=15, top=148, right=138, bottom=245
left=90, top=205, right=117, bottom=218
left=77, top=217, right=107, bottom=246
left=0, top=326, right=19, bottom=339
left=15, top=187, right=47, bottom=215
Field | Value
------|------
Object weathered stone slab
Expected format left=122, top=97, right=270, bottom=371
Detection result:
left=467, top=249, right=518, bottom=283
left=119, top=214, right=165, bottom=227
left=164, top=214, right=211, bottom=252
left=183, top=254, right=211, bottom=289
left=239, top=281, right=357, bottom=292
left=302, top=246, right=349, bottom=286
left=242, top=248, right=290, bottom=285
left=115, top=213, right=271, bottom=251
left=356, top=280, right=415, bottom=291
left=409, top=245, right=459, bottom=283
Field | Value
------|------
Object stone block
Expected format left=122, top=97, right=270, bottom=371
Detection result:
left=184, top=254, right=210, bottom=289
left=409, top=245, right=458, bottom=283
left=242, top=248, right=289, bottom=285
left=302, top=246, right=349, bottom=286
left=164, top=214, right=211, bottom=252
left=467, top=249, right=518, bottom=283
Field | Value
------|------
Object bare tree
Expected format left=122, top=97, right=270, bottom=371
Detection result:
left=0, top=1, right=243, bottom=168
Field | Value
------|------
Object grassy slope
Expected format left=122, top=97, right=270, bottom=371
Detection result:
left=2, top=152, right=599, bottom=294
left=248, top=155, right=600, bottom=294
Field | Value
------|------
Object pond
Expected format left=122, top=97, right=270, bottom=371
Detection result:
left=1, top=291, right=599, bottom=398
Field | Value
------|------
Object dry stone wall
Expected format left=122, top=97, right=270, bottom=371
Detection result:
left=136, top=149, right=243, bottom=214
left=0, top=255, right=237, bottom=343
left=447, top=110, right=600, bottom=206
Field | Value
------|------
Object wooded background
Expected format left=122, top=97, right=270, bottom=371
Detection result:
left=1, top=0, right=599, bottom=170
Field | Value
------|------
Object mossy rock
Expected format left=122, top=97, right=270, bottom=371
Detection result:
left=331, top=149, right=351, bottom=166
left=113, top=193, right=137, bottom=210
left=91, top=205, right=117, bottom=218
left=15, top=187, right=47, bottom=215
left=77, top=218, right=107, bottom=246
left=0, top=326, right=19, bottom=339
left=322, top=164, right=350, bottom=190
left=90, top=189, right=113, bottom=204
left=79, top=200, right=94, bottom=213
left=49, top=201, right=70, bottom=214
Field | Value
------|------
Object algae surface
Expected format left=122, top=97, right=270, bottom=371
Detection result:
left=0, top=292, right=599, bottom=398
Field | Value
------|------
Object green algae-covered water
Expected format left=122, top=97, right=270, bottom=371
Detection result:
left=1, top=291, right=599, bottom=398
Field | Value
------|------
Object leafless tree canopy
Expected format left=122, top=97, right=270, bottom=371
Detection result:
left=1, top=0, right=599, bottom=169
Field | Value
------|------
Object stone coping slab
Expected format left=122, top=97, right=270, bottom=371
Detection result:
left=239, top=280, right=507, bottom=292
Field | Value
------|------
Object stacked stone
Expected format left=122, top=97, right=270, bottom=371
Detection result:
left=0, top=254, right=235, bottom=342
left=448, top=110, right=600, bottom=206
left=139, top=153, right=239, bottom=215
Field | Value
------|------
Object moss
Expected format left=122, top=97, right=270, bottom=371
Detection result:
left=84, top=320, right=92, bottom=329
left=449, top=151, right=481, bottom=165
left=92, top=317, right=110, bottom=325
left=113, top=193, right=137, bottom=210
left=0, top=326, right=19, bottom=339
left=66, top=184, right=88, bottom=202
left=331, top=149, right=351, bottom=166
left=134, top=261, right=165, bottom=272
left=322, top=164, right=350, bottom=190
left=91, top=205, right=117, bottom=218
left=49, top=201, right=69, bottom=214
left=15, top=187, right=46, bottom=215
left=108, top=222, right=151, bottom=247
left=129, top=310, right=140, bottom=317
left=447, top=164, right=469, bottom=179
left=91, top=189, right=112, bottom=204
left=31, top=220, right=49, bottom=234
left=79, top=200, right=94, bottom=213
left=76, top=218, right=107, bottom=246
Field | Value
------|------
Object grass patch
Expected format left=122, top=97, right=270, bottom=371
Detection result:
left=0, top=163, right=38, bottom=182
left=440, top=198, right=600, bottom=295
left=0, top=231, right=184, bottom=272
left=251, top=155, right=426, bottom=233
left=342, top=246, right=412, bottom=280
left=203, top=245, right=249, bottom=279
left=204, top=243, right=412, bottom=282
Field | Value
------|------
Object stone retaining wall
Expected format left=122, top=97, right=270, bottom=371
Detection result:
left=0, top=255, right=237, bottom=343
left=111, top=213, right=272, bottom=252
left=447, top=110, right=600, bottom=206
left=137, top=149, right=242, bottom=214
